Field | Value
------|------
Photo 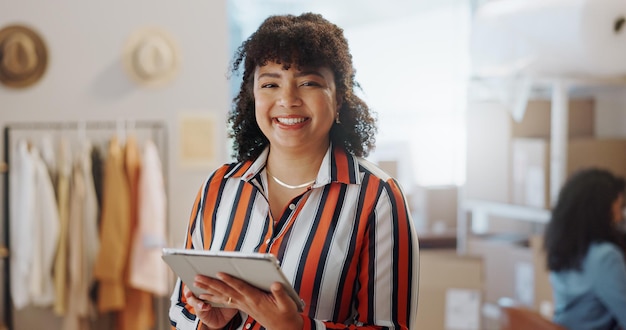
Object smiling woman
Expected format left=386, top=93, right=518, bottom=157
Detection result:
left=168, top=12, right=419, bottom=330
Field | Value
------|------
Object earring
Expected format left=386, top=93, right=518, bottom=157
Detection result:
left=335, top=114, right=341, bottom=124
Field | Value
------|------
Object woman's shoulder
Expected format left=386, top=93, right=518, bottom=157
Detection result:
left=586, top=242, right=625, bottom=268
left=356, top=157, right=395, bottom=182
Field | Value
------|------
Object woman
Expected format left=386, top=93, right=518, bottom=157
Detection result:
left=544, top=168, right=626, bottom=330
left=168, top=13, right=419, bottom=330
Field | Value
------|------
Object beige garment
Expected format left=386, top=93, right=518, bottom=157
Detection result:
left=128, top=140, right=169, bottom=296
left=93, top=136, right=131, bottom=312
left=54, top=138, right=71, bottom=315
left=64, top=162, right=87, bottom=329
left=117, top=135, right=155, bottom=330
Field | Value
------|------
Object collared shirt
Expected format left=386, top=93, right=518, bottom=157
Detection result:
left=169, top=144, right=419, bottom=330
left=550, top=242, right=626, bottom=330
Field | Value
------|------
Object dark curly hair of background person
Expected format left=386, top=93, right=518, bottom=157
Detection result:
left=228, top=12, right=377, bottom=162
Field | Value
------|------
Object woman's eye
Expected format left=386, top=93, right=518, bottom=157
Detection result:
left=301, top=81, right=321, bottom=87
left=261, top=83, right=277, bottom=88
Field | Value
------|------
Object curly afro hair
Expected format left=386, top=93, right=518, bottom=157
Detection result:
left=228, top=12, right=377, bottom=162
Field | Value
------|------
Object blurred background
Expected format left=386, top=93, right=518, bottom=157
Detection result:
left=2, top=0, right=626, bottom=329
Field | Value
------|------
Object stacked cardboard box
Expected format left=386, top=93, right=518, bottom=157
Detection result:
left=465, top=98, right=595, bottom=203
left=417, top=250, right=484, bottom=330
left=467, top=235, right=552, bottom=312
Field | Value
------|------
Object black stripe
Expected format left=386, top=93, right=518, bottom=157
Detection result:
left=234, top=186, right=256, bottom=251
left=254, top=213, right=272, bottom=252
left=224, top=161, right=244, bottom=178
left=179, top=302, right=196, bottom=321
left=309, top=184, right=346, bottom=315
left=221, top=181, right=245, bottom=250
left=345, top=152, right=356, bottom=183
left=330, top=148, right=338, bottom=182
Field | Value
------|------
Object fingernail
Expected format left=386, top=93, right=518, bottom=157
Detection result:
left=197, top=302, right=205, bottom=310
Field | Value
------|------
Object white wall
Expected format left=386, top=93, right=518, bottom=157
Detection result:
left=0, top=0, right=230, bottom=328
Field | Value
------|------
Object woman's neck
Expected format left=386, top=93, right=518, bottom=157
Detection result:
left=266, top=144, right=327, bottom=183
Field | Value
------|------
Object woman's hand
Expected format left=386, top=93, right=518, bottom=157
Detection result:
left=194, top=273, right=304, bottom=330
left=183, top=283, right=239, bottom=330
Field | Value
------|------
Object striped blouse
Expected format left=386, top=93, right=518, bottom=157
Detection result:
left=169, top=144, right=419, bottom=330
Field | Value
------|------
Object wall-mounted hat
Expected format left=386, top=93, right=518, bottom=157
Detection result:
left=0, top=24, right=48, bottom=88
left=123, top=27, right=180, bottom=87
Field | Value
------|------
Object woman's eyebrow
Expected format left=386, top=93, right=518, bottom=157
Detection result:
left=295, top=70, right=324, bottom=78
left=257, top=72, right=281, bottom=79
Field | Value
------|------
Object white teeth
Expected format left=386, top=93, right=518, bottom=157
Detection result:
left=276, top=117, right=306, bottom=125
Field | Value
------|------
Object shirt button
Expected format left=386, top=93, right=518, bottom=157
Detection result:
left=289, top=203, right=295, bottom=210
left=245, top=323, right=251, bottom=329
left=265, top=238, right=271, bottom=244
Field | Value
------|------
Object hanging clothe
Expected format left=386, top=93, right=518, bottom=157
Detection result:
left=93, top=136, right=131, bottom=312
left=63, top=140, right=100, bottom=330
left=29, top=145, right=61, bottom=307
left=54, top=137, right=71, bottom=315
left=128, top=139, right=169, bottom=296
left=117, top=135, right=155, bottom=330
left=9, top=140, right=36, bottom=309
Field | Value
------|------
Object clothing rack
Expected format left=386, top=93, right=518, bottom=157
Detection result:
left=2, top=120, right=168, bottom=330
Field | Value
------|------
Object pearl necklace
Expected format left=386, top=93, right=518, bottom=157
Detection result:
left=268, top=170, right=315, bottom=189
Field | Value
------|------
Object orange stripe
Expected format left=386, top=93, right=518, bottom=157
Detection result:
left=200, top=167, right=230, bottom=250
left=223, top=183, right=255, bottom=251
left=390, top=181, right=411, bottom=324
left=332, top=147, right=350, bottom=182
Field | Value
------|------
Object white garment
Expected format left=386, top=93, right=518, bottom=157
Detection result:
left=9, top=140, right=35, bottom=309
left=128, top=140, right=169, bottom=295
left=29, top=147, right=61, bottom=307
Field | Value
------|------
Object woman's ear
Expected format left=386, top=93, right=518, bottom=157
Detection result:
left=336, top=96, right=343, bottom=109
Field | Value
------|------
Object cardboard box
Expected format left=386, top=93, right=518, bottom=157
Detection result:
left=467, top=235, right=552, bottom=312
left=465, top=99, right=594, bottom=203
left=411, top=185, right=458, bottom=233
left=418, top=250, right=484, bottom=330
left=511, top=99, right=595, bottom=139
left=511, top=138, right=626, bottom=209
left=529, top=235, right=554, bottom=315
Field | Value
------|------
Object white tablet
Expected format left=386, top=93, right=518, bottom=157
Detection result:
left=162, top=248, right=305, bottom=312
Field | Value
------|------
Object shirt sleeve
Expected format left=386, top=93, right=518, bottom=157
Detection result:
left=169, top=178, right=207, bottom=330
left=588, top=243, right=626, bottom=329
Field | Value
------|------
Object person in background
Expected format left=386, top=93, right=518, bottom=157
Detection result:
left=544, top=168, right=626, bottom=330
left=168, top=12, right=419, bottom=330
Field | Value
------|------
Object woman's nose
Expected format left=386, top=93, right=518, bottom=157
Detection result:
left=278, top=85, right=302, bottom=107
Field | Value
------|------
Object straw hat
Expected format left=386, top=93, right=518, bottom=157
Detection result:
left=123, top=27, right=180, bottom=87
left=0, top=24, right=48, bottom=88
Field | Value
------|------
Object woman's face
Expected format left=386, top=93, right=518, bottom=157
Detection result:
left=253, top=61, right=339, bottom=154
left=612, top=193, right=624, bottom=224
